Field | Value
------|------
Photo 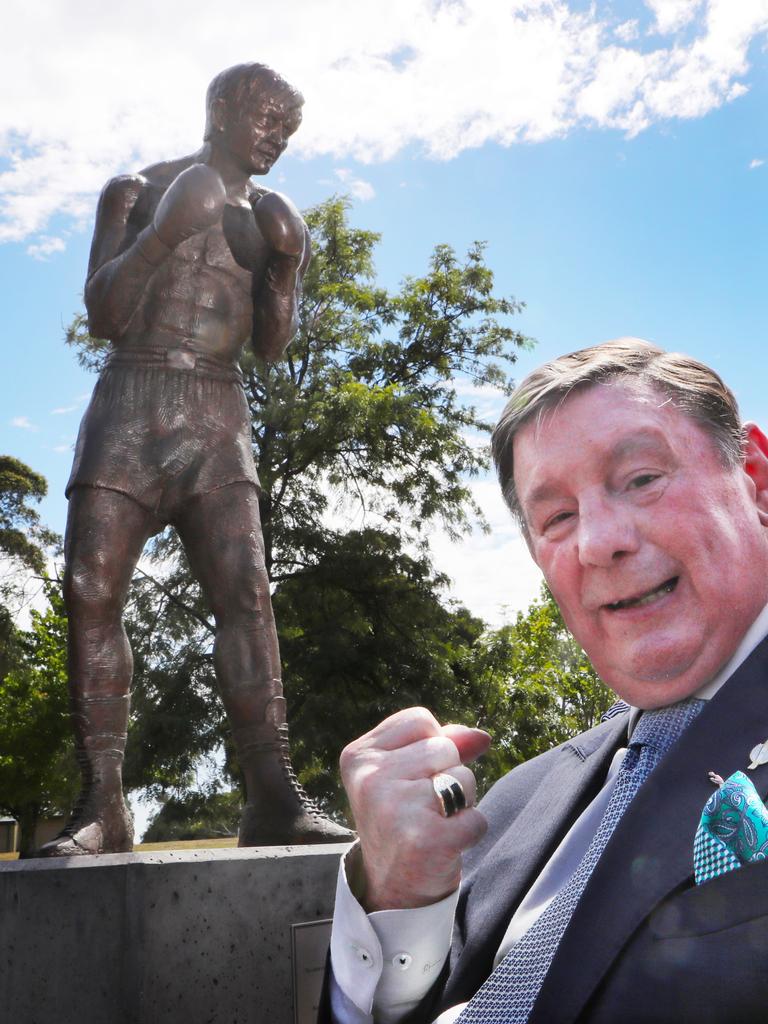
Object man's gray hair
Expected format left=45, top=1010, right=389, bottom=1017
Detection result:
left=204, top=63, right=304, bottom=141
left=492, top=337, right=743, bottom=526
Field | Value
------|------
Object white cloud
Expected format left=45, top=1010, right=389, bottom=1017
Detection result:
left=2, top=0, right=768, bottom=244
left=50, top=403, right=80, bottom=415
left=429, top=477, right=543, bottom=625
left=335, top=168, right=376, bottom=201
left=750, top=157, right=765, bottom=169
left=615, top=20, right=640, bottom=42
left=52, top=443, right=73, bottom=453
left=452, top=379, right=508, bottom=401
left=576, top=0, right=768, bottom=135
left=645, top=0, right=705, bottom=35
left=25, top=235, right=65, bottom=260
left=10, top=416, right=35, bottom=430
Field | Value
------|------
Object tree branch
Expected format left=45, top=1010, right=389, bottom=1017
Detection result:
left=134, top=568, right=215, bottom=635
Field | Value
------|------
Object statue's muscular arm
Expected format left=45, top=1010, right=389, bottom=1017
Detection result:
left=86, top=163, right=226, bottom=343
left=250, top=191, right=311, bottom=362
left=84, top=174, right=170, bottom=341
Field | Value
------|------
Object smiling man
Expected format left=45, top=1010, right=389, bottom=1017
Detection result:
left=43, top=63, right=352, bottom=856
left=325, top=339, right=768, bottom=1023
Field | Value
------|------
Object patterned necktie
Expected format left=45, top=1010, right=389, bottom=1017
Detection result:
left=457, top=697, right=706, bottom=1024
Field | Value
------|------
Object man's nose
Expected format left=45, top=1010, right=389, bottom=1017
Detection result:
left=576, top=496, right=639, bottom=568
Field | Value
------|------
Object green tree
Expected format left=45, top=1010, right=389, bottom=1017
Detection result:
left=251, top=201, right=532, bottom=575
left=142, top=789, right=241, bottom=843
left=0, top=583, right=79, bottom=856
left=272, top=527, right=485, bottom=812
left=0, top=455, right=59, bottom=612
left=0, top=455, right=57, bottom=576
left=0, top=458, right=67, bottom=855
left=120, top=564, right=224, bottom=800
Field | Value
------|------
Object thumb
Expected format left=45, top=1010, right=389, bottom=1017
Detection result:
left=441, top=723, right=491, bottom=764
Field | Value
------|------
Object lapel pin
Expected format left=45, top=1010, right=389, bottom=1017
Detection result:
left=748, top=739, right=768, bottom=770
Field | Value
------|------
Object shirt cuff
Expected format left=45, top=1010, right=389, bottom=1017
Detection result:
left=329, top=843, right=459, bottom=1022
left=330, top=971, right=374, bottom=1024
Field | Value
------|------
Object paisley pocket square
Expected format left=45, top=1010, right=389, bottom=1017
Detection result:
left=693, top=771, right=768, bottom=885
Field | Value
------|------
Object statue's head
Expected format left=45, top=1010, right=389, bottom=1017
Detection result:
left=204, top=63, right=304, bottom=175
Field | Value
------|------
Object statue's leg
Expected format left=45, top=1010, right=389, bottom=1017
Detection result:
left=176, top=482, right=354, bottom=845
left=38, top=487, right=159, bottom=856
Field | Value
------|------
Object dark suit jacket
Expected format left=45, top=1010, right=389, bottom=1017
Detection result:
left=321, top=635, right=768, bottom=1023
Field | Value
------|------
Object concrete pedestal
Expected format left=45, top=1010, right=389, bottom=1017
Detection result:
left=0, top=844, right=349, bottom=1024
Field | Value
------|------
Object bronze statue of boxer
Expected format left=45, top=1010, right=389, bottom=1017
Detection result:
left=41, top=63, right=353, bottom=855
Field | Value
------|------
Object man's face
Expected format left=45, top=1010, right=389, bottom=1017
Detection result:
left=514, top=381, right=768, bottom=708
left=221, top=91, right=302, bottom=176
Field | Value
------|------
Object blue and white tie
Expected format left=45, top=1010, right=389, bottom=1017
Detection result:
left=457, top=698, right=706, bottom=1023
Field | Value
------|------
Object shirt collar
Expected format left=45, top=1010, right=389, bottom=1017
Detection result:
left=627, top=599, right=768, bottom=736
left=694, top=599, right=768, bottom=700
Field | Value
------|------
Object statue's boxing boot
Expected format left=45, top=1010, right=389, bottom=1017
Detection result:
left=234, top=697, right=355, bottom=846
left=37, top=695, right=133, bottom=856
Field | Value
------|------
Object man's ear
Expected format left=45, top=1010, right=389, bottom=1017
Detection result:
left=743, top=423, right=768, bottom=525
left=210, top=97, right=227, bottom=134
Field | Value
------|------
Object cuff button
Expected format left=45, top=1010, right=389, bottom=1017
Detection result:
left=392, top=952, right=413, bottom=971
left=353, top=945, right=374, bottom=967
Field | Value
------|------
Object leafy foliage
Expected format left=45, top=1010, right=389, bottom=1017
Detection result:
left=121, top=564, right=224, bottom=798
left=0, top=583, right=79, bottom=855
left=272, top=528, right=485, bottom=811
left=64, top=311, right=108, bottom=373
left=0, top=455, right=58, bottom=592
left=246, top=199, right=532, bottom=574
left=142, top=790, right=241, bottom=843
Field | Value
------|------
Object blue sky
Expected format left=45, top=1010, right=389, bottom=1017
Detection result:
left=2, top=0, right=768, bottom=625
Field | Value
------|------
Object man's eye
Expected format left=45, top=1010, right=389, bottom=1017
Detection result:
left=629, top=473, right=659, bottom=489
left=544, top=511, right=573, bottom=531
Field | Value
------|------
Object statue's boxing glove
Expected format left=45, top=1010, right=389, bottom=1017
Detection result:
left=153, top=163, right=226, bottom=249
left=252, top=191, right=305, bottom=260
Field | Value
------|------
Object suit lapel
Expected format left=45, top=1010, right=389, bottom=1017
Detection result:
left=531, top=635, right=768, bottom=1024
left=441, top=717, right=628, bottom=1008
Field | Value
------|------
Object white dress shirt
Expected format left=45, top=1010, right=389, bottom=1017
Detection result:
left=330, top=602, right=768, bottom=1024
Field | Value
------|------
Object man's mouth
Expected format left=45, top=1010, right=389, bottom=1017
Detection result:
left=604, top=577, right=678, bottom=611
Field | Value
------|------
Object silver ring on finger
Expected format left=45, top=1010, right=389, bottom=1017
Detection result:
left=432, top=772, right=468, bottom=818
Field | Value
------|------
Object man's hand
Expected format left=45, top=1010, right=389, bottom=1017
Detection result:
left=152, top=164, right=226, bottom=249
left=251, top=191, right=306, bottom=260
left=340, top=707, right=491, bottom=912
